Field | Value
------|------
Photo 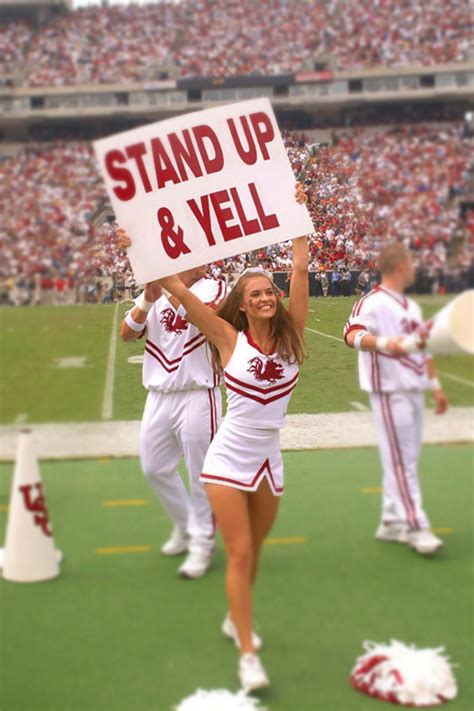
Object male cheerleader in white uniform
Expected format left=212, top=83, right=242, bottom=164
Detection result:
left=157, top=184, right=309, bottom=692
left=344, top=243, right=448, bottom=555
left=119, top=228, right=226, bottom=578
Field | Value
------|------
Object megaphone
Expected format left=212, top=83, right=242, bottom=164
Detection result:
left=402, top=290, right=474, bottom=355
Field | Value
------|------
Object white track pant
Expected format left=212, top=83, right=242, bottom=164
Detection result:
left=140, top=388, right=221, bottom=555
left=370, top=391, right=430, bottom=531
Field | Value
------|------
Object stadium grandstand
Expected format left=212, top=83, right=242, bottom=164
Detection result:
left=0, top=0, right=473, bottom=305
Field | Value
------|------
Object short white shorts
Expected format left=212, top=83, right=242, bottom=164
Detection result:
left=200, top=419, right=284, bottom=496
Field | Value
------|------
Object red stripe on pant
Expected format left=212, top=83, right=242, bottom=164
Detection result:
left=211, top=389, right=218, bottom=437
left=208, top=390, right=215, bottom=440
left=380, top=393, right=419, bottom=530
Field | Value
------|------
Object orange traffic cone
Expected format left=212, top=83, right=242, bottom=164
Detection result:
left=0, top=430, right=60, bottom=582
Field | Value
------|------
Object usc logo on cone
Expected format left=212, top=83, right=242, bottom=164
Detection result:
left=18, top=483, right=52, bottom=537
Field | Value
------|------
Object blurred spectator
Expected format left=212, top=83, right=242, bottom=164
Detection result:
left=1, top=125, right=472, bottom=304
left=1, top=0, right=471, bottom=87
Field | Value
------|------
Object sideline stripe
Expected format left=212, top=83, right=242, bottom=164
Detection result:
left=350, top=401, right=369, bottom=411
left=103, top=499, right=149, bottom=508
left=438, top=371, right=474, bottom=388
left=102, top=302, right=119, bottom=420
left=305, top=327, right=344, bottom=343
left=264, top=536, right=306, bottom=545
left=96, top=545, right=152, bottom=555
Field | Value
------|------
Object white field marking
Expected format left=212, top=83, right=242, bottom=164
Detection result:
left=54, top=357, right=86, bottom=368
left=14, top=413, right=28, bottom=425
left=127, top=355, right=144, bottom=364
left=438, top=370, right=474, bottom=388
left=305, top=327, right=344, bottom=343
left=350, top=401, right=369, bottom=412
left=102, top=302, right=119, bottom=421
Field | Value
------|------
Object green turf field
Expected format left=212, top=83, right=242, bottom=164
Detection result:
left=0, top=446, right=472, bottom=711
left=1, top=297, right=473, bottom=424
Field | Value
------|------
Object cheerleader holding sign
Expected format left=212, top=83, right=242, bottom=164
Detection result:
left=158, top=183, right=309, bottom=692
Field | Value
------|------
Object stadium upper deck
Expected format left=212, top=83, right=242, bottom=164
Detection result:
left=0, top=0, right=472, bottom=87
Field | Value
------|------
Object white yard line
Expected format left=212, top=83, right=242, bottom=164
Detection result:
left=438, top=370, right=474, bottom=388
left=101, top=303, right=119, bottom=421
left=305, top=327, right=344, bottom=343
left=350, top=401, right=369, bottom=412
left=305, top=329, right=474, bottom=391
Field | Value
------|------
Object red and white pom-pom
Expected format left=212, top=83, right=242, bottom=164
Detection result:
left=351, top=640, right=458, bottom=706
left=175, top=689, right=266, bottom=711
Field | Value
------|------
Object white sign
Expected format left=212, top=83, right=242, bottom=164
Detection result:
left=93, top=98, right=314, bottom=284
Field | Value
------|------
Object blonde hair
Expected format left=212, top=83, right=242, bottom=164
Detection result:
left=210, top=273, right=306, bottom=373
left=377, top=242, right=410, bottom=275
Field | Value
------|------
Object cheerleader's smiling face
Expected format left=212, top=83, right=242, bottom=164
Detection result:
left=239, top=276, right=277, bottom=320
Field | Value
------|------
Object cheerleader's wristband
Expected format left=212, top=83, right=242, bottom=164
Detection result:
left=353, top=330, right=370, bottom=351
left=125, top=311, right=146, bottom=332
left=134, top=291, right=154, bottom=313
left=375, top=336, right=390, bottom=353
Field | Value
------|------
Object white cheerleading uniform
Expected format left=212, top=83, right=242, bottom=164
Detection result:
left=201, top=330, right=299, bottom=496
left=139, top=277, right=226, bottom=555
left=344, top=285, right=432, bottom=531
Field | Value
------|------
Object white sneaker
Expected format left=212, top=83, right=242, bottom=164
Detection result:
left=238, top=653, right=270, bottom=693
left=222, top=614, right=263, bottom=651
left=178, top=550, right=213, bottom=578
left=160, top=527, right=189, bottom=557
left=407, top=529, right=443, bottom=555
left=375, top=522, right=409, bottom=544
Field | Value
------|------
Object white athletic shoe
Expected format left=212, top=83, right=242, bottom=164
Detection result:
left=407, top=529, right=443, bottom=555
left=160, top=527, right=189, bottom=557
left=178, top=550, right=213, bottom=579
left=222, top=614, right=263, bottom=651
left=375, top=522, right=409, bottom=544
left=238, top=653, right=270, bottom=693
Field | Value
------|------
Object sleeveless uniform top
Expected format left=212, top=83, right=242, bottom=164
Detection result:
left=344, top=285, right=430, bottom=393
left=223, top=331, right=300, bottom=431
left=143, top=277, right=226, bottom=392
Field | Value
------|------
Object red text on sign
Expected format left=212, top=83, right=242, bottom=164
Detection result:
left=187, top=182, right=279, bottom=247
left=227, top=111, right=275, bottom=165
left=104, top=124, right=224, bottom=201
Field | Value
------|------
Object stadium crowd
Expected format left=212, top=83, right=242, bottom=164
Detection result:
left=1, top=124, right=472, bottom=305
left=0, top=0, right=471, bottom=87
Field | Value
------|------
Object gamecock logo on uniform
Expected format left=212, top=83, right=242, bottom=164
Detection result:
left=160, top=308, right=189, bottom=335
left=247, top=357, right=285, bottom=384
left=401, top=318, right=422, bottom=335
left=19, top=483, right=52, bottom=537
